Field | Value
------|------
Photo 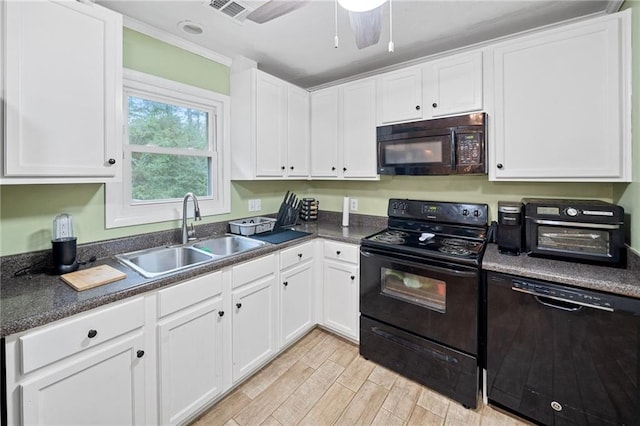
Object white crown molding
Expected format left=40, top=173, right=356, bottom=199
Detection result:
left=605, top=0, right=624, bottom=14
left=123, top=16, right=232, bottom=67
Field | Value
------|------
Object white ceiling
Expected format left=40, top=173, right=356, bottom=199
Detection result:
left=97, top=0, right=615, bottom=89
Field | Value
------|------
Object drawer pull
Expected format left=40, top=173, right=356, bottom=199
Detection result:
left=236, top=303, right=242, bottom=309
left=351, top=275, right=355, bottom=280
left=218, top=311, right=225, bottom=317
left=336, top=250, right=341, bottom=255
left=298, top=253, right=303, bottom=259
left=87, top=329, right=98, bottom=339
left=136, top=350, right=145, bottom=359
left=283, top=281, right=288, bottom=287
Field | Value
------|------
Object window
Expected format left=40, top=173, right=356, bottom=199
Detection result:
left=106, top=69, right=230, bottom=228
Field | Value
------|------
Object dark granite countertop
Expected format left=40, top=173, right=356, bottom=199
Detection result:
left=0, top=214, right=385, bottom=337
left=483, top=243, right=640, bottom=298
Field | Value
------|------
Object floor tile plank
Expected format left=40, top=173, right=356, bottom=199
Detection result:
left=335, top=380, right=389, bottom=426
left=272, top=360, right=345, bottom=424
left=192, top=390, right=252, bottom=426
left=233, top=361, right=314, bottom=426
left=299, top=382, right=355, bottom=426
left=336, top=353, right=376, bottom=393
left=381, top=376, right=422, bottom=421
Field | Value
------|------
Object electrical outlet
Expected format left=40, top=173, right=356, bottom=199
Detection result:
left=248, top=199, right=261, bottom=212
left=350, top=198, right=358, bottom=211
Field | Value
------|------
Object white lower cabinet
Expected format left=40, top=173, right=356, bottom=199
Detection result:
left=156, top=272, right=225, bottom=425
left=4, top=297, right=148, bottom=425
left=321, top=241, right=360, bottom=341
left=279, top=242, right=315, bottom=347
left=231, top=254, right=278, bottom=382
left=20, top=332, right=146, bottom=426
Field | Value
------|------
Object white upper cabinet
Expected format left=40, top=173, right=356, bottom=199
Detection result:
left=422, top=50, right=483, bottom=118
left=377, top=67, right=423, bottom=124
left=2, top=0, right=122, bottom=184
left=231, top=69, right=310, bottom=180
left=310, top=87, right=340, bottom=177
left=310, top=80, right=378, bottom=180
left=488, top=11, right=631, bottom=182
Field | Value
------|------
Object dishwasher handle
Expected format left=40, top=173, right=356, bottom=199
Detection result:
left=511, top=284, right=614, bottom=313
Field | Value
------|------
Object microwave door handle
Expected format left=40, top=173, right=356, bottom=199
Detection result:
left=531, top=219, right=621, bottom=229
left=450, top=130, right=456, bottom=170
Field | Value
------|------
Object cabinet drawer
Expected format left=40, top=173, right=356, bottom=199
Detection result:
left=20, top=297, right=144, bottom=374
left=232, top=254, right=276, bottom=289
left=324, top=241, right=359, bottom=264
left=158, top=271, right=222, bottom=318
left=280, top=242, right=314, bottom=270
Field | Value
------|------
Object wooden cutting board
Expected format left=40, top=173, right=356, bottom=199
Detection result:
left=61, top=264, right=126, bottom=291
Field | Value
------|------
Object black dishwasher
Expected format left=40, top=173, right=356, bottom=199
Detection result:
left=486, top=271, right=640, bottom=425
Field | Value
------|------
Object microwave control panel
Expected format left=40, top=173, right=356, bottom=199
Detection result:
left=456, top=133, right=483, bottom=165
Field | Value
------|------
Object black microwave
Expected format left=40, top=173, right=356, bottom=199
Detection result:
left=377, top=112, right=487, bottom=176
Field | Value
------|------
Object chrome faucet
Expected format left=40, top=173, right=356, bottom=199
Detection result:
left=182, top=192, right=201, bottom=244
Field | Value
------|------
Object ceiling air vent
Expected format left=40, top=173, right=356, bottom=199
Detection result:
left=207, top=0, right=252, bottom=22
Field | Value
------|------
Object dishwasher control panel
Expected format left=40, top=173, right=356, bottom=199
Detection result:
left=512, top=279, right=614, bottom=310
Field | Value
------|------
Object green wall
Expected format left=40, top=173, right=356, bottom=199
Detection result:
left=0, top=22, right=637, bottom=256
left=615, top=2, right=640, bottom=254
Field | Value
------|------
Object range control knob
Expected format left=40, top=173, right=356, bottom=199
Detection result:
left=565, top=207, right=579, bottom=217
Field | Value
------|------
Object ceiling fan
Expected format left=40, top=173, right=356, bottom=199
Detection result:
left=245, top=0, right=388, bottom=50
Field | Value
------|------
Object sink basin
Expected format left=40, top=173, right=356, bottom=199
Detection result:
left=192, top=235, right=267, bottom=257
left=116, top=246, right=216, bottom=278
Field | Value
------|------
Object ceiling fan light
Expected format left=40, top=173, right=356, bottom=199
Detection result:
left=338, top=0, right=387, bottom=13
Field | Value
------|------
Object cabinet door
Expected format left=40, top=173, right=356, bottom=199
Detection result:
left=287, top=86, right=310, bottom=177
left=280, top=262, right=314, bottom=347
left=157, top=297, right=224, bottom=425
left=342, top=79, right=378, bottom=178
left=322, top=260, right=359, bottom=341
left=4, top=0, right=121, bottom=179
left=377, top=67, right=423, bottom=124
left=255, top=71, right=287, bottom=177
left=21, top=332, right=146, bottom=425
left=232, top=276, right=277, bottom=382
left=310, top=88, right=340, bottom=177
left=490, top=13, right=630, bottom=181
left=423, top=51, right=483, bottom=118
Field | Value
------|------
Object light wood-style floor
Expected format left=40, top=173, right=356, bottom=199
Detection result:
left=191, top=328, right=531, bottom=426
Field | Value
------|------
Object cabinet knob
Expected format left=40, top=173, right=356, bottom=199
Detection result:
left=290, top=166, right=294, bottom=170
left=87, top=329, right=98, bottom=339
left=136, top=350, right=145, bottom=358
left=298, top=253, right=303, bottom=259
left=416, top=105, right=421, bottom=110
left=331, top=166, right=336, bottom=171
left=218, top=311, right=225, bottom=317
left=432, top=103, right=437, bottom=108
left=350, top=275, right=355, bottom=280
left=283, top=281, right=288, bottom=287
left=497, top=163, right=504, bottom=169
left=336, top=250, right=341, bottom=255
left=107, top=158, right=116, bottom=165
left=343, top=167, right=347, bottom=172
left=281, top=166, right=286, bottom=170
left=236, top=303, right=242, bottom=309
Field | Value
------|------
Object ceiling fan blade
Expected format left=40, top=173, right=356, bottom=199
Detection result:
left=348, top=6, right=382, bottom=49
left=246, top=0, right=309, bottom=24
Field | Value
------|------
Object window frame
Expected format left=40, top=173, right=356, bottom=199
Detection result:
left=106, top=69, right=230, bottom=228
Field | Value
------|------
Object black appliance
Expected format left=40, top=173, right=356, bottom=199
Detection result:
left=497, top=201, right=524, bottom=255
left=524, top=198, right=625, bottom=266
left=376, top=112, right=486, bottom=176
left=486, top=271, right=640, bottom=425
left=360, top=199, right=488, bottom=408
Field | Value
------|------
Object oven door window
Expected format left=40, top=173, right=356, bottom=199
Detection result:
left=538, top=225, right=610, bottom=256
left=381, top=267, right=446, bottom=312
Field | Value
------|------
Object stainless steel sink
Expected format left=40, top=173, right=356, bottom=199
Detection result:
left=116, top=246, right=216, bottom=278
left=192, top=235, right=267, bottom=257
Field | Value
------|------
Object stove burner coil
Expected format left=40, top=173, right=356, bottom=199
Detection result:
left=371, top=230, right=410, bottom=245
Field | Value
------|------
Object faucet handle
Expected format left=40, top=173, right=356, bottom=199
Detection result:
left=188, top=223, right=196, bottom=240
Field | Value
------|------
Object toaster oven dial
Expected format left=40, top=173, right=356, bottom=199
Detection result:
left=565, top=207, right=579, bottom=217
